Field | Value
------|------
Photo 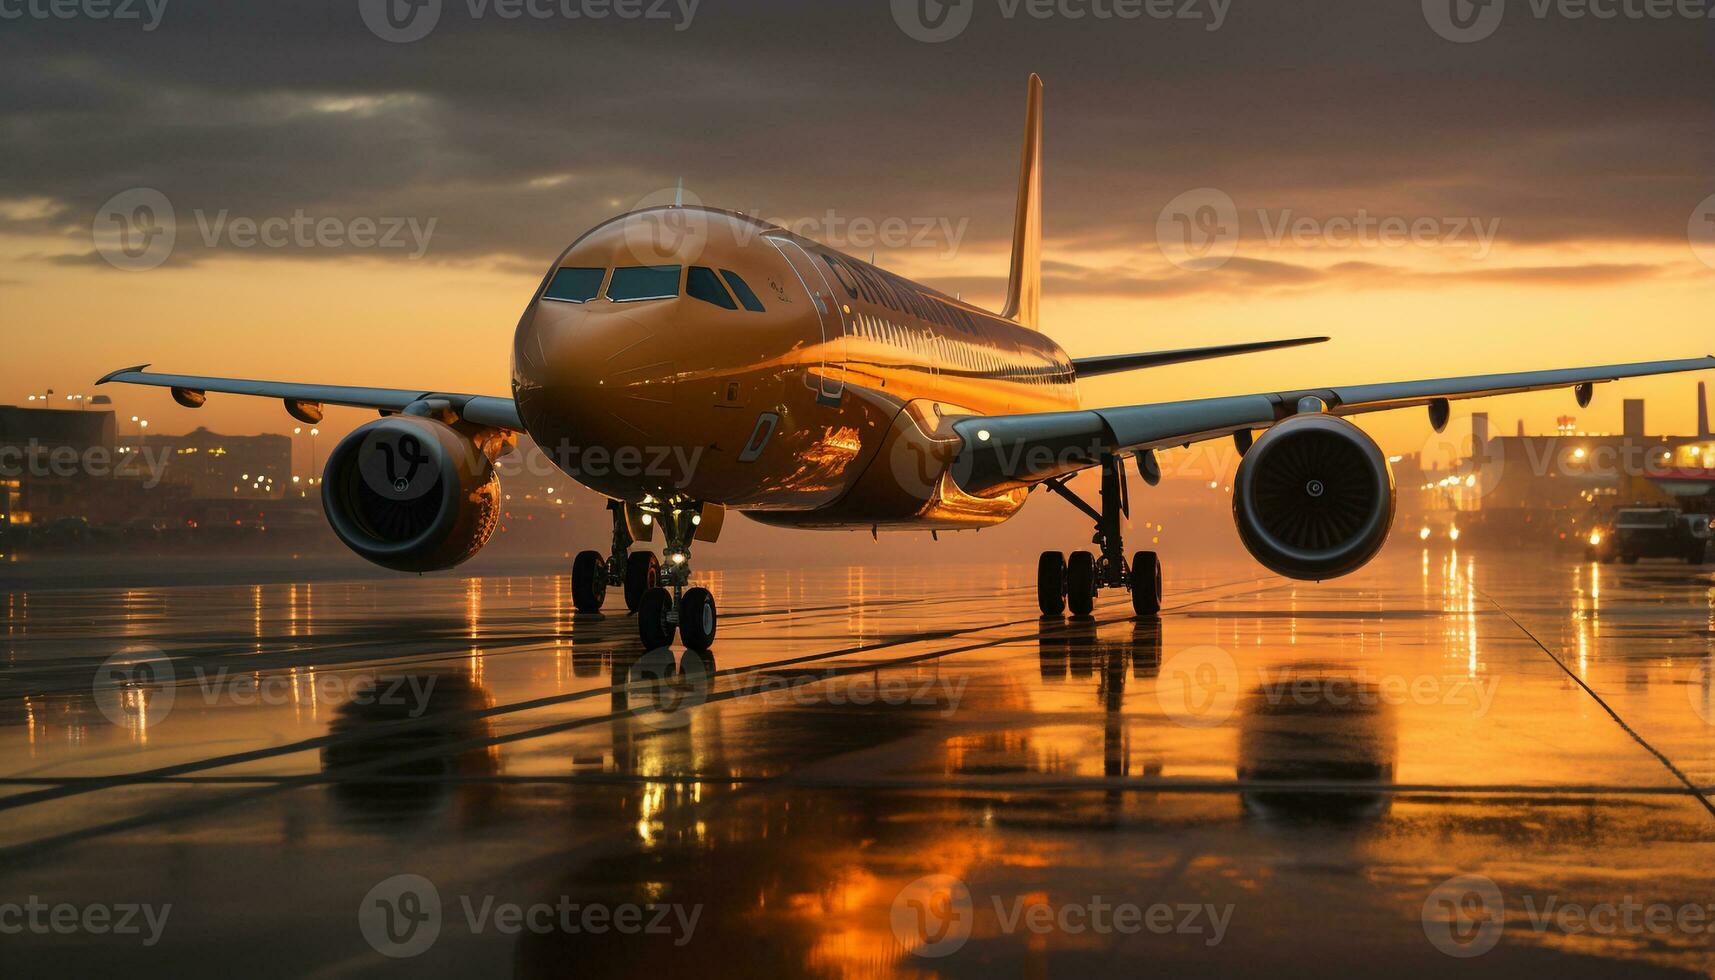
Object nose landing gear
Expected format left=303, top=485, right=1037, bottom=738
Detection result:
left=1036, top=453, right=1163, bottom=619
left=570, top=499, right=719, bottom=650
left=636, top=506, right=717, bottom=651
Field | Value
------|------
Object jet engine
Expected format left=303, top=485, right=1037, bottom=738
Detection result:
left=1232, top=414, right=1395, bottom=580
left=321, top=416, right=502, bottom=573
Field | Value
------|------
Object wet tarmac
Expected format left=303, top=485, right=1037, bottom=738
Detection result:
left=2, top=549, right=1714, bottom=977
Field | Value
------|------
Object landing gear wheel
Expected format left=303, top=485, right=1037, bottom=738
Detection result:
left=1622, top=554, right=1640, bottom=565
left=571, top=550, right=607, bottom=612
left=679, top=587, right=717, bottom=650
left=1067, top=550, right=1096, bottom=618
left=638, top=587, right=676, bottom=648
left=624, top=552, right=660, bottom=612
left=1130, top=550, right=1162, bottom=616
left=1037, top=551, right=1067, bottom=616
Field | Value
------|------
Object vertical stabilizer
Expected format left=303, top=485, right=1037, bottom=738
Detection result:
left=1000, top=74, right=1043, bottom=330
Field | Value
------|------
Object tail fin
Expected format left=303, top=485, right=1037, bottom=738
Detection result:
left=1000, top=73, right=1043, bottom=330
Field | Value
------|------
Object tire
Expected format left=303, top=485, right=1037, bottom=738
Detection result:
left=624, top=552, right=660, bottom=613
left=1067, top=550, right=1096, bottom=618
left=638, top=587, right=676, bottom=648
left=1130, top=550, right=1162, bottom=616
left=1622, top=554, right=1640, bottom=565
left=571, top=550, right=607, bottom=612
left=679, top=587, right=717, bottom=650
left=1037, top=551, right=1066, bottom=616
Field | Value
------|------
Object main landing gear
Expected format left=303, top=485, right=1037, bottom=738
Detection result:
left=1036, top=452, right=1162, bottom=619
left=570, top=500, right=717, bottom=652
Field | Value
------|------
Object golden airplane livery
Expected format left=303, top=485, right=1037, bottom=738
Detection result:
left=102, top=75, right=1714, bottom=650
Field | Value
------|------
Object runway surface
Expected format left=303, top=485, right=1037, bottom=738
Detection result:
left=2, top=548, right=1714, bottom=977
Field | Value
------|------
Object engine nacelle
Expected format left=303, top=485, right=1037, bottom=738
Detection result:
left=322, top=416, right=502, bottom=573
left=1232, top=414, right=1395, bottom=580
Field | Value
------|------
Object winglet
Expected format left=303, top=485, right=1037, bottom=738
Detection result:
left=96, top=364, right=151, bottom=386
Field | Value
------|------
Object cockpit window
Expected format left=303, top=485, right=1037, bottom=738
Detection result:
left=720, top=270, right=766, bottom=312
left=543, top=267, right=604, bottom=304
left=606, top=265, right=681, bottom=302
left=686, top=266, right=738, bottom=310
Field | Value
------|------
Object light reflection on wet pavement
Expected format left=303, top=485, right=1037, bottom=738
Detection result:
left=1, top=549, right=1713, bottom=977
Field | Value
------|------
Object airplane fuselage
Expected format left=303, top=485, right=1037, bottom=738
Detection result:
left=512, top=206, right=1079, bottom=529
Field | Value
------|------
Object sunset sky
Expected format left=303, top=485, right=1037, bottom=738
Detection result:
left=4, top=0, right=1712, bottom=470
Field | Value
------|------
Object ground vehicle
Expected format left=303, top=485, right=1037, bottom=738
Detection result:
left=1588, top=507, right=1711, bottom=564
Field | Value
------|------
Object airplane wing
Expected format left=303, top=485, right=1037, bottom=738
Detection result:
left=95, top=365, right=523, bottom=431
left=952, top=356, right=1715, bottom=496
left=1069, top=336, right=1328, bottom=378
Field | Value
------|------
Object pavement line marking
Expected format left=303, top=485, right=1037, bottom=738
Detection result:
left=1478, top=587, right=1715, bottom=821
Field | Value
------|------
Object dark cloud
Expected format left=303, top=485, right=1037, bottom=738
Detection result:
left=1, top=0, right=1709, bottom=273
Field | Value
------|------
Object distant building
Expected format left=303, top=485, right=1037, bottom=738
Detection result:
left=148, top=427, right=293, bottom=499
left=0, top=404, right=116, bottom=455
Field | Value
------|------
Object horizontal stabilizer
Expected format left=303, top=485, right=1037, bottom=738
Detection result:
left=1070, top=337, right=1329, bottom=378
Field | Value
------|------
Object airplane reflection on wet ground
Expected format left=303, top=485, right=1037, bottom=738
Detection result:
left=1, top=551, right=1713, bottom=977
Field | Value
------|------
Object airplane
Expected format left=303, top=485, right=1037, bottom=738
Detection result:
left=100, top=74, right=1714, bottom=652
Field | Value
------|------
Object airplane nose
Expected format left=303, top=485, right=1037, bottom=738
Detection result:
left=513, top=298, right=679, bottom=456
